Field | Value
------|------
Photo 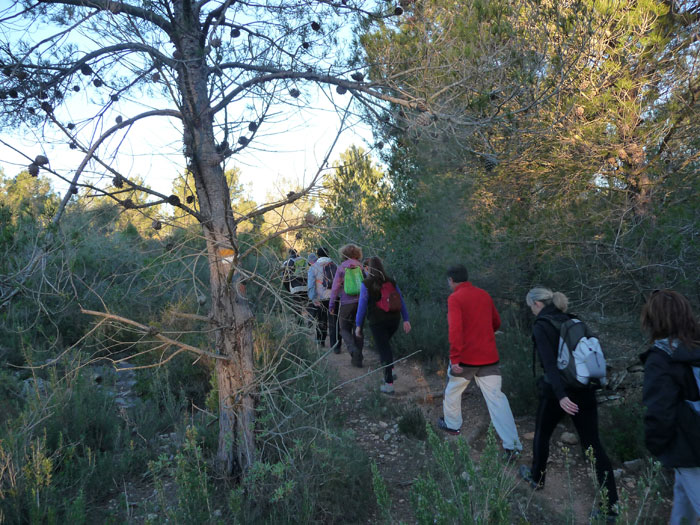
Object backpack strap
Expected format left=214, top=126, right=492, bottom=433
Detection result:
left=532, top=315, right=562, bottom=377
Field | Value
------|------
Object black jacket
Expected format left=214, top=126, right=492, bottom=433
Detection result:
left=640, top=342, right=700, bottom=468
left=532, top=304, right=572, bottom=401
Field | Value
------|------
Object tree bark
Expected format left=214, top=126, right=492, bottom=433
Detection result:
left=173, top=0, right=256, bottom=476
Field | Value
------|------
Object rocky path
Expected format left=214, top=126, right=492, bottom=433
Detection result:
left=324, top=343, right=667, bottom=524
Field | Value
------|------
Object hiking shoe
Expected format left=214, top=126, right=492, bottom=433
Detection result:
left=518, top=465, right=543, bottom=491
left=437, top=417, right=460, bottom=435
left=502, top=449, right=521, bottom=463
left=332, top=344, right=341, bottom=354
left=380, top=382, right=395, bottom=394
left=351, top=356, right=363, bottom=368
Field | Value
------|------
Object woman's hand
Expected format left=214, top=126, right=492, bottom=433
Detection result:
left=355, top=326, right=362, bottom=338
left=403, top=321, right=411, bottom=334
left=450, top=363, right=464, bottom=375
left=559, top=396, right=579, bottom=416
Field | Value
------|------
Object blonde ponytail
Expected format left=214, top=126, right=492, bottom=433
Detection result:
left=551, top=291, right=569, bottom=312
left=526, top=287, right=569, bottom=312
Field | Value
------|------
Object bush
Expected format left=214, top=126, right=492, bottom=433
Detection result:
left=0, top=366, right=154, bottom=523
left=600, top=398, right=647, bottom=462
left=149, top=427, right=214, bottom=524
left=158, top=314, right=377, bottom=524
left=496, top=316, right=537, bottom=417
left=398, top=406, right=428, bottom=440
left=409, top=425, right=516, bottom=524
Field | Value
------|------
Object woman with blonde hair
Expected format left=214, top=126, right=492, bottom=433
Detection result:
left=329, top=244, right=365, bottom=367
left=520, top=287, right=618, bottom=521
left=640, top=290, right=700, bottom=524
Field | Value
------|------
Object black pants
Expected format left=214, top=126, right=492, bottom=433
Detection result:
left=338, top=302, right=363, bottom=364
left=369, top=316, right=400, bottom=384
left=314, top=300, right=339, bottom=348
left=531, top=378, right=618, bottom=509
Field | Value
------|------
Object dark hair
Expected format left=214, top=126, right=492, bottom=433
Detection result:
left=446, top=264, right=468, bottom=283
left=288, top=248, right=298, bottom=258
left=363, top=256, right=394, bottom=299
left=316, top=247, right=329, bottom=258
left=641, top=290, right=700, bottom=348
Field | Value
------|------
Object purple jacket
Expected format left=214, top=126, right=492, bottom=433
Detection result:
left=329, top=259, right=362, bottom=310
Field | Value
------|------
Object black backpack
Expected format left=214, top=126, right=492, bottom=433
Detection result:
left=322, top=261, right=337, bottom=291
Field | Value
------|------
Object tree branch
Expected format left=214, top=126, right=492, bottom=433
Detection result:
left=38, top=0, right=173, bottom=33
left=81, top=309, right=231, bottom=361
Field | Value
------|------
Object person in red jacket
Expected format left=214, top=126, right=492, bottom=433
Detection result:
left=438, top=265, right=522, bottom=457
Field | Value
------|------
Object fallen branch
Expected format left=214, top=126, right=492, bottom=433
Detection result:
left=81, top=308, right=231, bottom=362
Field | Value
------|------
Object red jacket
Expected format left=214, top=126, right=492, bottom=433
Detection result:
left=447, top=282, right=501, bottom=366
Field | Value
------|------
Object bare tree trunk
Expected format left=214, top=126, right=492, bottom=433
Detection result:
left=174, top=1, right=256, bottom=476
left=209, top=248, right=256, bottom=476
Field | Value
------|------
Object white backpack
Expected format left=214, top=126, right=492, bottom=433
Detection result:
left=543, top=316, right=607, bottom=388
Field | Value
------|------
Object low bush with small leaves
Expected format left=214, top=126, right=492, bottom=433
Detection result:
left=398, top=406, right=428, bottom=440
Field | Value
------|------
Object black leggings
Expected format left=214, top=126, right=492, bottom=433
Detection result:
left=369, top=316, right=400, bottom=384
left=531, top=379, right=618, bottom=510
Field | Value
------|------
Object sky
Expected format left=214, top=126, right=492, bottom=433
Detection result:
left=0, top=90, right=376, bottom=204
left=0, top=1, right=379, bottom=204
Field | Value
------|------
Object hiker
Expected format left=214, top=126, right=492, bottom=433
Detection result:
left=354, top=256, right=411, bottom=394
left=519, top=287, right=618, bottom=521
left=308, top=247, right=340, bottom=350
left=329, top=244, right=364, bottom=367
left=306, top=252, right=319, bottom=331
left=281, top=248, right=307, bottom=307
left=640, top=290, right=700, bottom=524
left=437, top=265, right=522, bottom=459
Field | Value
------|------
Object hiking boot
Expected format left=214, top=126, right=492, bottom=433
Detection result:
left=518, top=465, right=543, bottom=491
left=502, top=449, right=521, bottom=463
left=437, top=417, right=460, bottom=435
left=380, top=382, right=394, bottom=394
left=331, top=343, right=341, bottom=354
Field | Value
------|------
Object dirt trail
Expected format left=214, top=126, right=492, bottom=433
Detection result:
left=325, top=343, right=651, bottom=524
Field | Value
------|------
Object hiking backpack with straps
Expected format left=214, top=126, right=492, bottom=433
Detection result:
left=319, top=260, right=337, bottom=300
left=321, top=261, right=337, bottom=292
left=537, top=316, right=607, bottom=388
left=376, top=282, right=402, bottom=313
left=343, top=266, right=363, bottom=296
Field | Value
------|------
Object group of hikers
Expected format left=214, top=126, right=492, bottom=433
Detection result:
left=282, top=245, right=700, bottom=524
left=282, top=244, right=410, bottom=393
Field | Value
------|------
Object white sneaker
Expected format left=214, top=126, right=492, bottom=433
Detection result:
left=380, top=382, right=394, bottom=394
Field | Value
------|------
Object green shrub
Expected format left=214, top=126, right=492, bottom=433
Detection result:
left=149, top=427, right=214, bottom=524
left=371, top=460, right=392, bottom=523
left=496, top=317, right=537, bottom=417
left=410, top=425, right=516, bottom=524
left=158, top=314, right=377, bottom=524
left=0, top=367, right=153, bottom=523
left=393, top=301, right=448, bottom=362
left=398, top=406, right=428, bottom=440
left=0, top=370, right=22, bottom=425
left=600, top=399, right=647, bottom=462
